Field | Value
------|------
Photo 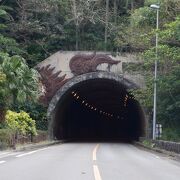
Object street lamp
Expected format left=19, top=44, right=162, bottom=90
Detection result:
left=150, top=4, right=160, bottom=140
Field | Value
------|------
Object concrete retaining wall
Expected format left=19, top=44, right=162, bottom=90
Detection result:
left=153, top=140, right=180, bottom=154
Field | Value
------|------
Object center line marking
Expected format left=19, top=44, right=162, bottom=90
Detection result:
left=16, top=147, right=48, bottom=158
left=93, top=144, right=99, bottom=161
left=93, top=165, right=102, bottom=180
left=0, top=161, right=6, bottom=164
left=92, top=144, right=102, bottom=180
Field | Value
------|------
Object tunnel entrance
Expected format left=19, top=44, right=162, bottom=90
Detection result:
left=48, top=72, right=146, bottom=141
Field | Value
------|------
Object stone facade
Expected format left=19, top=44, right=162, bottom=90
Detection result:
left=36, top=51, right=147, bottom=139
left=36, top=51, right=144, bottom=86
left=36, top=51, right=145, bottom=107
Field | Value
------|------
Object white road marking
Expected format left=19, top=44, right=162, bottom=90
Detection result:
left=92, top=144, right=102, bottom=180
left=0, top=161, right=6, bottom=164
left=0, top=152, right=19, bottom=159
left=150, top=153, right=160, bottom=159
left=93, top=165, right=102, bottom=180
left=0, top=152, right=9, bottom=156
left=16, top=148, right=48, bottom=158
left=155, top=156, right=160, bottom=159
left=93, top=144, right=99, bottom=161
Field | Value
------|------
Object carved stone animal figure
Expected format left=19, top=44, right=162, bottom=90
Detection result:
left=69, top=53, right=120, bottom=75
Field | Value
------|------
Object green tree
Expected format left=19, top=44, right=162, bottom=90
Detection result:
left=13, top=102, right=48, bottom=130
left=0, top=52, right=40, bottom=123
left=130, top=4, right=180, bottom=140
left=0, top=5, right=22, bottom=55
left=0, top=53, right=40, bottom=107
left=5, top=110, right=37, bottom=136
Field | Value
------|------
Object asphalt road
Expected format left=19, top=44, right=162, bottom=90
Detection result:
left=0, top=142, right=180, bottom=180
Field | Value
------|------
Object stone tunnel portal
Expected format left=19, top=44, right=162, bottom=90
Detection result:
left=48, top=72, right=146, bottom=141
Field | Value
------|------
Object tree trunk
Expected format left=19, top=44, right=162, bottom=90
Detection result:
left=75, top=24, right=79, bottom=51
left=0, top=107, right=6, bottom=123
left=114, top=0, right=117, bottom=24
left=105, top=0, right=109, bottom=51
left=81, top=24, right=85, bottom=50
left=131, top=0, right=134, bottom=11
left=72, top=0, right=79, bottom=50
left=125, top=0, right=129, bottom=11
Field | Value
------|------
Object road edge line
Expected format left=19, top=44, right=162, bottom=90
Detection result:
left=0, top=161, right=6, bottom=164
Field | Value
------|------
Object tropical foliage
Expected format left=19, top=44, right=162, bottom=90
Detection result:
left=130, top=0, right=180, bottom=141
left=0, top=4, right=40, bottom=119
left=0, top=5, right=41, bottom=142
left=0, top=53, right=40, bottom=107
left=0, top=0, right=179, bottom=141
left=5, top=110, right=37, bottom=136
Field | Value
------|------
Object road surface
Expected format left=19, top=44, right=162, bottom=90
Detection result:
left=0, top=142, right=180, bottom=180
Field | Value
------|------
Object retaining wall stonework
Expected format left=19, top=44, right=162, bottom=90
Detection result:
left=153, top=140, right=180, bottom=154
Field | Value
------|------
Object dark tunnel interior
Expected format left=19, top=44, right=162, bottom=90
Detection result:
left=52, top=78, right=146, bottom=142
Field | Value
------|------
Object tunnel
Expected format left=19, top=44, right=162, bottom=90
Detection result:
left=47, top=72, right=146, bottom=142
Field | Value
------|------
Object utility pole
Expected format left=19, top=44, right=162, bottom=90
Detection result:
left=150, top=4, right=160, bottom=140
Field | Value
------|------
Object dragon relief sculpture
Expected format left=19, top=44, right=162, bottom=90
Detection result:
left=36, top=65, right=69, bottom=106
left=36, top=53, right=120, bottom=106
left=69, top=52, right=120, bottom=75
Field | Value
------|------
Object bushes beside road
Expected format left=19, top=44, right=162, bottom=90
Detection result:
left=0, top=129, right=13, bottom=150
left=5, top=110, right=37, bottom=136
left=0, top=129, right=48, bottom=150
left=0, top=110, right=47, bottom=150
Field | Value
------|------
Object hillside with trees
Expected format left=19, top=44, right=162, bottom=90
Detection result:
left=0, top=0, right=179, bottom=147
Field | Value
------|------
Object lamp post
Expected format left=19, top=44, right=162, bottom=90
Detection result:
left=150, top=4, right=160, bottom=140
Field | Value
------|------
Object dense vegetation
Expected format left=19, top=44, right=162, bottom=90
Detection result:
left=130, top=0, right=180, bottom=141
left=0, top=0, right=179, bottom=143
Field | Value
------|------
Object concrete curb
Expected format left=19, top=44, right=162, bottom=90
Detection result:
left=13, top=140, right=65, bottom=152
left=134, top=141, right=180, bottom=161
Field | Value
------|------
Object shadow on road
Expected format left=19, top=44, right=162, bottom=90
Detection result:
left=64, top=138, right=135, bottom=144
